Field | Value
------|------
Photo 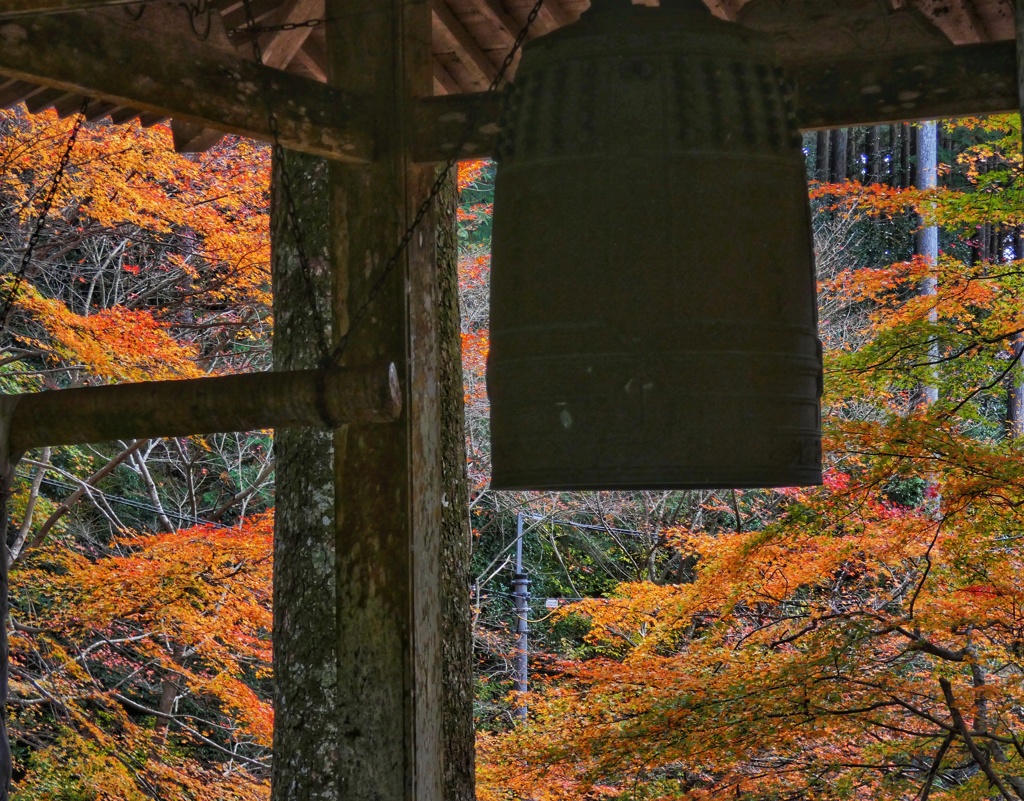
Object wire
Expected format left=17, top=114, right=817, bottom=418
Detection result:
left=14, top=472, right=225, bottom=529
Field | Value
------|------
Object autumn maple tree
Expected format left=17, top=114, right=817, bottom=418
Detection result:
left=0, top=106, right=274, bottom=798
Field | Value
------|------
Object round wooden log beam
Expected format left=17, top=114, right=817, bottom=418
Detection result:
left=6, top=364, right=401, bottom=453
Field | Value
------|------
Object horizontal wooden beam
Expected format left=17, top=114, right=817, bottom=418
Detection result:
left=791, top=40, right=1016, bottom=130
left=0, top=10, right=373, bottom=162
left=6, top=365, right=401, bottom=453
left=412, top=41, right=1017, bottom=161
left=412, top=91, right=504, bottom=162
left=0, top=0, right=149, bottom=18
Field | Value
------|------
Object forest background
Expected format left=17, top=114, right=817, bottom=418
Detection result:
left=0, top=105, right=1023, bottom=800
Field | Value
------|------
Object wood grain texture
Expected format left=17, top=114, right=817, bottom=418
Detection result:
left=6, top=366, right=400, bottom=453
left=411, top=41, right=1019, bottom=161
left=0, top=9, right=372, bottom=161
left=326, top=0, right=446, bottom=799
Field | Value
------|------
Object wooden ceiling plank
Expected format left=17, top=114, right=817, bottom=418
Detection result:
left=172, top=119, right=227, bottom=151
left=50, top=92, right=87, bottom=117
left=0, top=10, right=371, bottom=162
left=109, top=106, right=141, bottom=123
left=22, top=86, right=66, bottom=113
left=467, top=0, right=519, bottom=44
left=703, top=0, right=738, bottom=21
left=137, top=111, right=167, bottom=126
left=0, top=81, right=42, bottom=109
left=432, top=58, right=463, bottom=95
left=82, top=100, right=117, bottom=121
left=431, top=0, right=496, bottom=89
left=536, top=0, right=571, bottom=28
left=257, top=0, right=323, bottom=69
left=292, top=46, right=328, bottom=82
left=412, top=40, right=1019, bottom=161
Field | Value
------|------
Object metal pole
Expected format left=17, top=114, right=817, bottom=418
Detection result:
left=512, top=512, right=529, bottom=721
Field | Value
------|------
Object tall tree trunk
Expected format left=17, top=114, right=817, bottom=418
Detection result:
left=815, top=130, right=830, bottom=181
left=830, top=128, right=848, bottom=182
left=271, top=150, right=337, bottom=801
left=436, top=172, right=476, bottom=801
left=902, top=123, right=914, bottom=188
left=867, top=125, right=882, bottom=183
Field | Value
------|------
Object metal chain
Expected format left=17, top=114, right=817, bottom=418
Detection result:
left=240, top=0, right=332, bottom=361
left=230, top=17, right=330, bottom=35
left=329, top=0, right=545, bottom=364
left=0, top=99, right=90, bottom=333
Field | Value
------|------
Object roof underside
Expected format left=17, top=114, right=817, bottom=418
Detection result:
left=0, top=0, right=1016, bottom=149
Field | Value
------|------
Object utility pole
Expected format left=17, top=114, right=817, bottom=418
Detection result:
left=512, top=511, right=530, bottom=721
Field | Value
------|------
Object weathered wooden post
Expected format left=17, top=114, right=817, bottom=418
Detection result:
left=326, top=1, right=448, bottom=798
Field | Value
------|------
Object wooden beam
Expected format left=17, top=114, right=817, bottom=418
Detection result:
left=326, top=0, right=446, bottom=797
left=0, top=0, right=149, bottom=18
left=413, top=90, right=503, bottom=160
left=431, top=0, right=496, bottom=90
left=257, top=0, right=323, bottom=68
left=536, top=0, right=571, bottom=30
left=433, top=59, right=463, bottom=95
left=411, top=41, right=1019, bottom=161
left=468, top=0, right=519, bottom=44
left=0, top=10, right=372, bottom=162
left=703, top=0, right=738, bottom=21
left=6, top=365, right=400, bottom=454
left=791, top=40, right=1016, bottom=129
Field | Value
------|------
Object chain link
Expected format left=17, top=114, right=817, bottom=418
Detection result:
left=241, top=0, right=332, bottom=362
left=330, top=0, right=545, bottom=364
left=230, top=17, right=329, bottom=35
left=0, top=98, right=90, bottom=332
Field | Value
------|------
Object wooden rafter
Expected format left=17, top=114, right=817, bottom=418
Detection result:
left=704, top=0, right=739, bottom=21
left=535, top=0, right=571, bottom=30
left=0, top=10, right=371, bottom=161
left=467, top=0, right=520, bottom=44
left=256, top=0, right=323, bottom=67
left=432, top=59, right=463, bottom=95
left=431, top=0, right=496, bottom=90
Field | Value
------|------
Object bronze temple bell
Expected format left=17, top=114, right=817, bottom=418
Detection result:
left=487, top=0, right=823, bottom=490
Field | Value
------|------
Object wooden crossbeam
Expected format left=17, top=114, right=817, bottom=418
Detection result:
left=411, top=41, right=1019, bottom=161
left=0, top=10, right=372, bottom=162
left=6, top=365, right=400, bottom=454
left=790, top=40, right=1016, bottom=129
left=0, top=0, right=150, bottom=17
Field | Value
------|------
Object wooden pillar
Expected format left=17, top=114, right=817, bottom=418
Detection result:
left=326, top=2, right=445, bottom=799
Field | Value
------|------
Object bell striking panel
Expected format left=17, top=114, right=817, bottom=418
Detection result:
left=488, top=0, right=822, bottom=490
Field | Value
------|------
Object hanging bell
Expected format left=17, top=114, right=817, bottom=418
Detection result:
left=487, top=0, right=822, bottom=491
